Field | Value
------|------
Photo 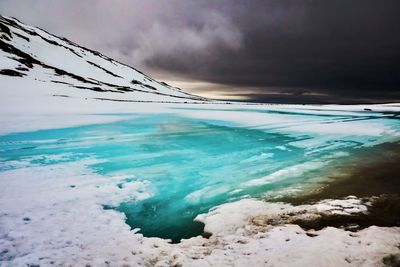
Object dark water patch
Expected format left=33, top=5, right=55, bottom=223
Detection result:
left=119, top=199, right=207, bottom=243
left=280, top=142, right=400, bottom=230
left=285, top=142, right=400, bottom=203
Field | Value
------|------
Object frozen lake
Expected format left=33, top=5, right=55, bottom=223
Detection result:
left=1, top=107, right=399, bottom=242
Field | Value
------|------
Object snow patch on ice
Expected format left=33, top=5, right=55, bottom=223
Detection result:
left=0, top=158, right=154, bottom=266
left=242, top=160, right=325, bottom=187
left=195, top=196, right=369, bottom=236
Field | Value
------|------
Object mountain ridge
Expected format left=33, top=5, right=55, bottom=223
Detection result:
left=0, top=15, right=208, bottom=103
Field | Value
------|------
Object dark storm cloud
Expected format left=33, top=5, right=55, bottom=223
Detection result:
left=1, top=0, right=399, bottom=103
left=146, top=0, right=400, bottom=103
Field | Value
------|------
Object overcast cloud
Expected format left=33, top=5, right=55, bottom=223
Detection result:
left=1, top=0, right=399, bottom=103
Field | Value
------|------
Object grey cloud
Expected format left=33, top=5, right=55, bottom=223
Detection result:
left=1, top=0, right=399, bottom=103
left=0, top=1, right=242, bottom=71
left=130, top=11, right=242, bottom=66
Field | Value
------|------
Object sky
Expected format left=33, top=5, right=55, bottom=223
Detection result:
left=1, top=0, right=399, bottom=103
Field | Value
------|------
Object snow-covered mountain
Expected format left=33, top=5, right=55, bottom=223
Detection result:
left=0, top=15, right=208, bottom=103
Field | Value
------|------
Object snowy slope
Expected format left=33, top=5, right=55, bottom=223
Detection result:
left=0, top=15, right=208, bottom=103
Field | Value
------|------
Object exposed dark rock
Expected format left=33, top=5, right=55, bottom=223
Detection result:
left=383, top=254, right=400, bottom=267
left=0, top=39, right=39, bottom=68
left=0, top=69, right=25, bottom=77
left=144, top=84, right=157, bottom=90
left=131, top=79, right=142, bottom=85
left=86, top=60, right=122, bottom=78
left=0, top=15, right=207, bottom=102
left=13, top=32, right=29, bottom=42
left=0, top=21, right=11, bottom=38
left=15, top=66, right=29, bottom=71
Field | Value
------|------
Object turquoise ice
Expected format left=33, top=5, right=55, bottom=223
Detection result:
left=1, top=109, right=399, bottom=242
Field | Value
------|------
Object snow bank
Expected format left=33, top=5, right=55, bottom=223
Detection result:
left=194, top=196, right=369, bottom=236
left=0, top=158, right=157, bottom=266
left=171, top=197, right=399, bottom=267
left=2, top=160, right=398, bottom=267
left=175, top=225, right=400, bottom=267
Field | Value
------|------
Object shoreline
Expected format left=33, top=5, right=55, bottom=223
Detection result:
left=284, top=141, right=400, bottom=203
left=186, top=196, right=400, bottom=267
left=175, top=142, right=400, bottom=266
left=274, top=142, right=400, bottom=230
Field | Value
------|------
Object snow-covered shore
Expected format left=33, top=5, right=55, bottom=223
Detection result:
left=174, top=197, right=400, bottom=267
left=2, top=158, right=399, bottom=266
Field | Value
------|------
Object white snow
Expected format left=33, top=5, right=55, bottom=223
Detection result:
left=0, top=158, right=154, bottom=266
left=1, top=159, right=399, bottom=266
left=242, top=160, right=325, bottom=187
left=195, top=197, right=369, bottom=236
left=0, top=16, right=201, bottom=100
left=1, top=15, right=400, bottom=267
left=175, top=225, right=400, bottom=267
